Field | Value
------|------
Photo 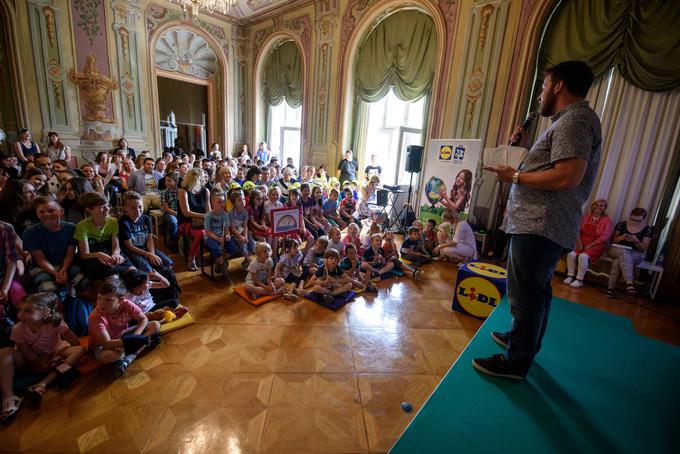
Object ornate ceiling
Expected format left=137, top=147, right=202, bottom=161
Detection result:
left=226, top=0, right=309, bottom=20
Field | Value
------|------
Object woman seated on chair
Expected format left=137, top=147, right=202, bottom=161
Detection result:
left=563, top=199, right=613, bottom=288
left=606, top=207, right=653, bottom=298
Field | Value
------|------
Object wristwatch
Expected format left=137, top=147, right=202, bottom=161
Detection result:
left=512, top=170, right=521, bottom=185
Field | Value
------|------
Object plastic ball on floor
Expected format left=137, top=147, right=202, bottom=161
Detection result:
left=401, top=402, right=412, bottom=412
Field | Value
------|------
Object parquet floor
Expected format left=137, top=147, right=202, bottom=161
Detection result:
left=1, top=254, right=678, bottom=453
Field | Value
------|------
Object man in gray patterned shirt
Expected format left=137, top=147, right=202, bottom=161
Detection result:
left=473, top=61, right=602, bottom=380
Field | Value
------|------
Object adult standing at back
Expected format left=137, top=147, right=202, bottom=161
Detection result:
left=475, top=60, right=602, bottom=380
left=337, top=149, right=358, bottom=185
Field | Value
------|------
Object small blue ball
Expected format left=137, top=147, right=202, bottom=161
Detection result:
left=401, top=402, right=412, bottom=412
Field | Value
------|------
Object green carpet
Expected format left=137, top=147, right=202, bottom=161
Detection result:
left=390, top=298, right=680, bottom=454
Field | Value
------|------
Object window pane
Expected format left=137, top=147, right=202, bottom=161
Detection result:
left=282, top=128, right=301, bottom=170
left=365, top=130, right=392, bottom=184
left=384, top=91, right=406, bottom=128
left=406, top=97, right=425, bottom=128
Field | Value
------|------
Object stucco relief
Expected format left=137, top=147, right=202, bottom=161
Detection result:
left=69, top=53, right=119, bottom=123
left=155, top=29, right=218, bottom=79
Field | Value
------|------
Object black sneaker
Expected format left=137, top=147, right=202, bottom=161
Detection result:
left=491, top=331, right=509, bottom=349
left=472, top=354, right=526, bottom=380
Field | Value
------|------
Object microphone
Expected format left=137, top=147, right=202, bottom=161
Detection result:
left=508, top=112, right=537, bottom=146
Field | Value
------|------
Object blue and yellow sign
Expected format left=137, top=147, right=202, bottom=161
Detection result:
left=438, top=145, right=453, bottom=161
left=452, top=262, right=507, bottom=320
left=453, top=145, right=466, bottom=161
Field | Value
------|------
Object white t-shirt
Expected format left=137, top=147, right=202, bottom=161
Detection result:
left=452, top=221, right=477, bottom=258
left=246, top=257, right=273, bottom=284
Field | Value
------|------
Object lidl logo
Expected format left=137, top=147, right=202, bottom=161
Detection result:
left=453, top=145, right=466, bottom=161
left=467, top=262, right=507, bottom=279
left=456, top=277, right=501, bottom=318
left=439, top=145, right=452, bottom=161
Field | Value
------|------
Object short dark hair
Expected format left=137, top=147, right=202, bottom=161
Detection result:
left=545, top=60, right=594, bottom=98
left=323, top=248, right=340, bottom=259
left=630, top=207, right=648, bottom=219
left=121, top=269, right=148, bottom=291
left=408, top=226, right=420, bottom=234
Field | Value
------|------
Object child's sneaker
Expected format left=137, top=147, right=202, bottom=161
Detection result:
left=113, top=359, right=129, bottom=378
left=283, top=293, right=299, bottom=302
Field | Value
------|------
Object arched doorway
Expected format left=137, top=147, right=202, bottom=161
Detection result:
left=149, top=23, right=227, bottom=156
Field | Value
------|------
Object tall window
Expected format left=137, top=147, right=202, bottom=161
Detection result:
left=364, top=88, right=426, bottom=185
left=268, top=102, right=301, bottom=169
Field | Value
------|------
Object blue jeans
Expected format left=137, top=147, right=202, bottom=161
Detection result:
left=162, top=213, right=178, bottom=243
left=127, top=249, right=173, bottom=273
left=505, top=234, right=565, bottom=371
left=206, top=237, right=238, bottom=257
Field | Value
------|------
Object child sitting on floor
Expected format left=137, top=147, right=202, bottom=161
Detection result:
left=340, top=243, right=377, bottom=292
left=275, top=238, right=305, bottom=299
left=308, top=249, right=353, bottom=306
left=245, top=242, right=288, bottom=299
left=424, top=219, right=438, bottom=255
left=121, top=269, right=186, bottom=322
left=204, top=191, right=235, bottom=279
left=303, top=235, right=328, bottom=279
left=323, top=189, right=346, bottom=229
left=88, top=281, right=160, bottom=378
left=327, top=226, right=344, bottom=256
left=0, top=293, right=84, bottom=420
left=343, top=222, right=362, bottom=255
left=363, top=233, right=421, bottom=280
left=383, top=231, right=420, bottom=278
left=361, top=221, right=381, bottom=253
left=401, top=226, right=432, bottom=266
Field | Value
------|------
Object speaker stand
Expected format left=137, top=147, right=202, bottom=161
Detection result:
left=388, top=171, right=417, bottom=234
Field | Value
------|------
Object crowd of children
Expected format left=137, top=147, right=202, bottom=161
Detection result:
left=0, top=141, right=477, bottom=423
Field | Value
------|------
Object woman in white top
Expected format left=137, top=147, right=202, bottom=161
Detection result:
left=434, top=210, right=477, bottom=262
left=45, top=132, right=72, bottom=163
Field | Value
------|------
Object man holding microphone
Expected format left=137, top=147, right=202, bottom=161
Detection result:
left=474, top=60, right=602, bottom=380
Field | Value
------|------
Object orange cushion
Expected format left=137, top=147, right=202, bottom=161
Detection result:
left=234, top=286, right=280, bottom=306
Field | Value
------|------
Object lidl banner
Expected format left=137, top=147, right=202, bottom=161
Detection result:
left=418, top=139, right=483, bottom=225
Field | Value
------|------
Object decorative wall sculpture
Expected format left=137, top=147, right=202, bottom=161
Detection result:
left=452, top=0, right=510, bottom=140
left=112, top=0, right=145, bottom=136
left=155, top=29, right=218, bottom=79
left=312, top=0, right=338, bottom=145
left=27, top=0, right=73, bottom=130
left=232, top=25, right=250, bottom=145
left=70, top=0, right=117, bottom=141
left=69, top=53, right=119, bottom=122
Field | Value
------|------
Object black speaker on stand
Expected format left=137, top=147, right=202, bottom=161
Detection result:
left=389, top=145, right=423, bottom=234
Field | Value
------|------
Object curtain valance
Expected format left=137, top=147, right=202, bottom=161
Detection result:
left=539, top=0, right=680, bottom=92
left=355, top=10, right=437, bottom=102
left=263, top=40, right=303, bottom=107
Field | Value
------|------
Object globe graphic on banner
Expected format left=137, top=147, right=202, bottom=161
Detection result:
left=425, top=177, right=446, bottom=207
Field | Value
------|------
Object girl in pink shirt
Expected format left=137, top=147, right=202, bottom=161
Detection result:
left=0, top=293, right=84, bottom=421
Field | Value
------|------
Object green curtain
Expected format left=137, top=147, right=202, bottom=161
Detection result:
left=539, top=0, right=680, bottom=92
left=355, top=10, right=436, bottom=102
left=263, top=40, right=303, bottom=108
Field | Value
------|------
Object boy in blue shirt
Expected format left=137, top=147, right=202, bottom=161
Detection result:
left=204, top=191, right=236, bottom=279
left=24, top=197, right=87, bottom=293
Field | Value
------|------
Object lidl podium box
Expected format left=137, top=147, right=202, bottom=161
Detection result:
left=452, top=262, right=507, bottom=320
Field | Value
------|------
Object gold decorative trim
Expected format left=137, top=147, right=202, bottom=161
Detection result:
left=479, top=4, right=495, bottom=51
left=42, top=5, right=56, bottom=47
left=69, top=53, right=119, bottom=123
left=119, top=27, right=130, bottom=61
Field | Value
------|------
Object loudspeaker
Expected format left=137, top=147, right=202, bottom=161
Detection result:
left=405, top=145, right=424, bottom=173
left=376, top=189, right=389, bottom=207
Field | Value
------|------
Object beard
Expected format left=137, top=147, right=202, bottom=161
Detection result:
left=539, top=89, right=557, bottom=117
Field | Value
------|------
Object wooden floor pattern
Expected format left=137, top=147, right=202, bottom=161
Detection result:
left=1, top=256, right=678, bottom=453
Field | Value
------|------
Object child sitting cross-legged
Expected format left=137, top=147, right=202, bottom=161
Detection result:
left=88, top=280, right=161, bottom=378
left=383, top=231, right=421, bottom=280
left=362, top=233, right=421, bottom=280
left=340, top=243, right=377, bottom=292
left=303, top=236, right=329, bottom=279
left=0, top=293, right=84, bottom=420
left=24, top=196, right=88, bottom=294
left=400, top=226, right=433, bottom=266
left=274, top=238, right=305, bottom=300
left=204, top=191, right=236, bottom=280
left=327, top=226, right=344, bottom=257
left=308, top=249, right=353, bottom=306
left=121, top=269, right=187, bottom=322
left=245, top=242, right=288, bottom=299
